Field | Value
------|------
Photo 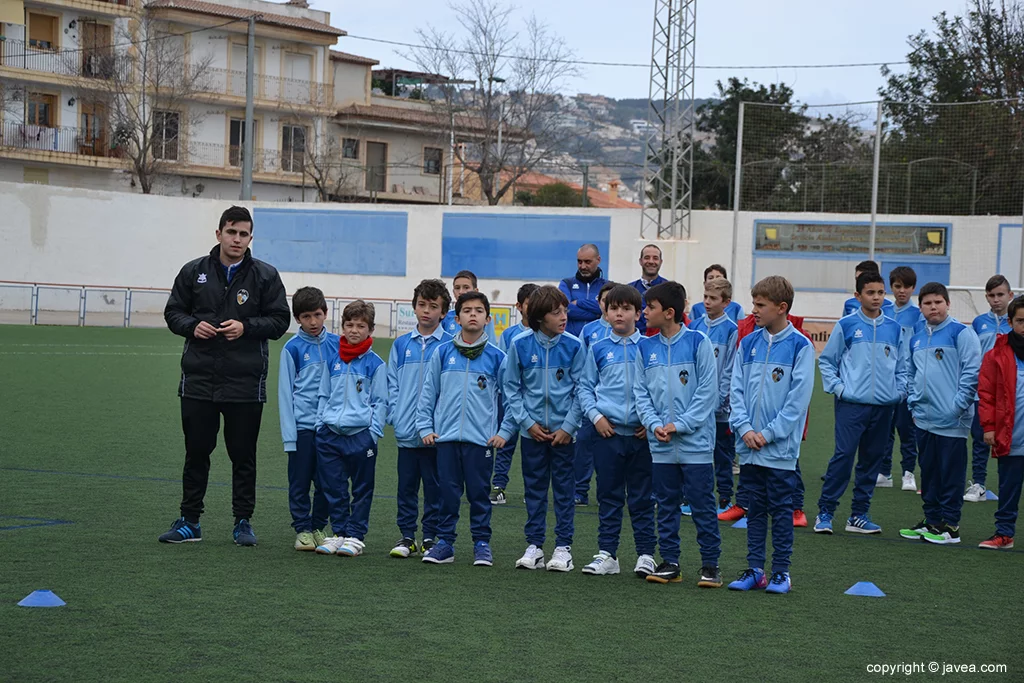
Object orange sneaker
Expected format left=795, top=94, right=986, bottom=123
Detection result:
left=793, top=510, right=808, bottom=527
left=978, top=534, right=1014, bottom=550
left=718, top=504, right=746, bottom=522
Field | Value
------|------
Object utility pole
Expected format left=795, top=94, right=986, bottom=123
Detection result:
left=239, top=15, right=256, bottom=200
left=582, top=163, right=590, bottom=208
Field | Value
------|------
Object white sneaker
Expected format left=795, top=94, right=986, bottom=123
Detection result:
left=875, top=473, right=893, bottom=488
left=337, top=537, right=365, bottom=556
left=901, top=470, right=917, bottom=491
left=581, top=551, right=619, bottom=575
left=515, top=544, right=546, bottom=570
left=634, top=554, right=657, bottom=578
left=732, top=462, right=740, bottom=475
left=547, top=545, right=573, bottom=572
left=963, top=481, right=986, bottom=503
left=315, top=535, right=345, bottom=555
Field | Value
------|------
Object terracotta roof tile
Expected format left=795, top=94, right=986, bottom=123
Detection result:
left=147, top=0, right=345, bottom=36
left=330, top=50, right=379, bottom=66
left=512, top=171, right=640, bottom=209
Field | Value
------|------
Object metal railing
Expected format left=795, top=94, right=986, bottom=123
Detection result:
left=159, top=140, right=304, bottom=175
left=199, top=67, right=332, bottom=108
left=0, top=38, right=132, bottom=81
left=0, top=121, right=116, bottom=157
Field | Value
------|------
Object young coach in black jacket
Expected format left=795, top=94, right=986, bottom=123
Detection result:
left=159, top=206, right=290, bottom=546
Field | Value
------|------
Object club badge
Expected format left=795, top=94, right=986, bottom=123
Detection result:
left=236, top=289, right=249, bottom=305
left=772, top=367, right=785, bottom=382
left=679, top=369, right=689, bottom=385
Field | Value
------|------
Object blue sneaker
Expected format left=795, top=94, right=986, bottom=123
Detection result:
left=679, top=503, right=692, bottom=516
left=233, top=519, right=257, bottom=546
left=158, top=517, right=201, bottom=543
left=574, top=495, right=589, bottom=507
left=813, top=512, right=833, bottom=534
left=473, top=541, right=493, bottom=567
left=765, top=571, right=792, bottom=594
left=422, top=538, right=455, bottom=564
left=728, top=568, right=767, bottom=591
left=845, top=514, right=882, bottom=534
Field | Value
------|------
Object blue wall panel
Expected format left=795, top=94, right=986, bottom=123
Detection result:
left=252, top=208, right=407, bottom=276
left=441, top=214, right=611, bottom=280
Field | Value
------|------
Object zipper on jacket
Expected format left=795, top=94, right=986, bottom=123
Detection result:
left=870, top=319, right=877, bottom=402
left=459, top=352, right=470, bottom=441
left=623, top=336, right=632, bottom=427
left=666, top=335, right=677, bottom=460
left=544, top=344, right=551, bottom=430
left=755, top=332, right=774, bottom=431
left=922, top=326, right=932, bottom=421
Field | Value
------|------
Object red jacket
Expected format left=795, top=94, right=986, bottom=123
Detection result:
left=978, top=334, right=1015, bottom=458
left=737, top=314, right=809, bottom=441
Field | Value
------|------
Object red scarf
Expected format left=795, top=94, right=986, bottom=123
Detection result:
left=339, top=336, right=373, bottom=363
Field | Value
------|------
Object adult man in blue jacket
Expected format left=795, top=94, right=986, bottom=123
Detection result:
left=629, top=244, right=667, bottom=335
left=559, top=243, right=606, bottom=338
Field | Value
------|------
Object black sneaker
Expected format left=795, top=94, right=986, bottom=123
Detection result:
left=158, top=517, right=202, bottom=544
left=489, top=487, right=507, bottom=505
left=922, top=522, right=961, bottom=545
left=645, top=562, right=682, bottom=584
left=390, top=537, right=417, bottom=558
left=233, top=519, right=258, bottom=547
left=697, top=565, right=723, bottom=588
left=420, top=538, right=436, bottom=554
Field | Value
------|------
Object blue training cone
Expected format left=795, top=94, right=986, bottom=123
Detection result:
left=731, top=517, right=748, bottom=529
left=986, top=490, right=999, bottom=501
left=844, top=582, right=886, bottom=598
left=18, top=590, right=66, bottom=607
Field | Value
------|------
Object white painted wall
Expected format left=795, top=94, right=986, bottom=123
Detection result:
left=333, top=61, right=370, bottom=107
left=0, top=181, right=1008, bottom=322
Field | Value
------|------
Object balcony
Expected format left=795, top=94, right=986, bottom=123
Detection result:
left=155, top=140, right=305, bottom=178
left=197, top=68, right=332, bottom=110
left=0, top=121, right=123, bottom=168
left=0, top=39, right=131, bottom=83
left=24, top=0, right=138, bottom=15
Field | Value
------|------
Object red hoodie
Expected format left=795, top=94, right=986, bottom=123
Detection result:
left=978, top=334, right=1015, bottom=458
left=737, top=314, right=809, bottom=441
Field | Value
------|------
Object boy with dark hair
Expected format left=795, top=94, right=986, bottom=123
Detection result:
left=418, top=292, right=513, bottom=566
left=490, top=283, right=540, bottom=505
left=728, top=276, right=814, bottom=595
left=503, top=285, right=587, bottom=572
left=442, top=269, right=496, bottom=342
left=581, top=281, right=616, bottom=349
left=634, top=281, right=722, bottom=587
left=578, top=284, right=656, bottom=577
left=689, top=278, right=740, bottom=514
left=966, top=274, right=1014, bottom=502
left=977, top=295, right=1024, bottom=549
left=690, top=264, right=745, bottom=323
left=842, top=260, right=896, bottom=318
left=314, top=300, right=387, bottom=558
left=386, top=279, right=453, bottom=559
left=279, top=287, right=340, bottom=551
left=899, top=283, right=981, bottom=545
left=816, top=271, right=908, bottom=536
left=880, top=266, right=924, bottom=491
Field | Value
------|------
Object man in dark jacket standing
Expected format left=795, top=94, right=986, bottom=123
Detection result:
left=559, top=243, right=607, bottom=338
left=159, top=206, right=290, bottom=547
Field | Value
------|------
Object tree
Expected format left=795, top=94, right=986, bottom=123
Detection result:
left=70, top=11, right=214, bottom=194
left=522, top=182, right=581, bottom=207
left=406, top=0, right=583, bottom=205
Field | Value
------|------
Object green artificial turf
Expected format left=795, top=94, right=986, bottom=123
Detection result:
left=0, top=325, right=1020, bottom=682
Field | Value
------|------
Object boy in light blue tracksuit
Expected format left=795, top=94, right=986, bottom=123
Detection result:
left=690, top=263, right=745, bottom=323
left=278, top=287, right=340, bottom=551
left=841, top=260, right=896, bottom=318
left=503, top=285, right=586, bottom=572
left=727, top=276, right=814, bottom=595
left=688, top=277, right=739, bottom=512
left=386, top=279, right=453, bottom=559
left=314, top=300, right=387, bottom=558
left=441, top=269, right=497, bottom=342
left=966, top=274, right=1013, bottom=501
left=880, top=266, right=924, bottom=489
left=577, top=284, right=657, bottom=577
left=418, top=292, right=515, bottom=566
left=634, top=281, right=722, bottom=587
left=816, top=271, right=908, bottom=536
left=490, top=283, right=539, bottom=504
left=899, top=283, right=982, bottom=545
left=575, top=282, right=617, bottom=506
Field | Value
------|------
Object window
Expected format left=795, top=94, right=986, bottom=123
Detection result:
left=423, top=147, right=443, bottom=175
left=342, top=138, right=359, bottom=159
left=281, top=124, right=306, bottom=173
left=27, top=93, right=55, bottom=127
left=153, top=111, right=180, bottom=161
left=28, top=13, right=58, bottom=51
left=229, top=118, right=259, bottom=167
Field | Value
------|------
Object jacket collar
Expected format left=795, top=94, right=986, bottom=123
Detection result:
left=297, top=327, right=328, bottom=344
left=534, top=330, right=563, bottom=349
left=759, top=322, right=795, bottom=344
left=659, top=325, right=688, bottom=345
left=705, top=312, right=731, bottom=328
left=893, top=301, right=915, bottom=314
left=612, top=330, right=642, bottom=344
left=926, top=315, right=954, bottom=333
left=412, top=325, right=446, bottom=342
left=856, top=308, right=886, bottom=326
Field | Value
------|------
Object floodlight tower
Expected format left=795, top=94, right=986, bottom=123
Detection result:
left=640, top=0, right=697, bottom=240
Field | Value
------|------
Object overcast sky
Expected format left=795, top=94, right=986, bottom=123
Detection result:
left=318, top=0, right=969, bottom=103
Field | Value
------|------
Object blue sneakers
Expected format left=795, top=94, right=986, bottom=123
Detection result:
left=813, top=512, right=834, bottom=534
left=728, top=568, right=767, bottom=591
left=473, top=541, right=493, bottom=567
left=422, top=538, right=455, bottom=564
left=233, top=519, right=258, bottom=547
left=765, top=571, right=792, bottom=594
left=158, top=517, right=202, bottom=543
left=845, top=514, right=882, bottom=534
left=679, top=503, right=692, bottom=516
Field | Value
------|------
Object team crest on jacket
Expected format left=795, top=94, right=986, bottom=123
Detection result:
left=197, top=273, right=207, bottom=284
left=356, top=379, right=363, bottom=393
left=236, top=289, right=249, bottom=305
left=772, top=367, right=785, bottom=382
left=556, top=368, right=565, bottom=381
left=477, top=375, right=487, bottom=390
left=935, top=348, right=944, bottom=360
left=714, top=347, right=720, bottom=358
left=679, top=369, right=689, bottom=385
left=884, top=346, right=890, bottom=357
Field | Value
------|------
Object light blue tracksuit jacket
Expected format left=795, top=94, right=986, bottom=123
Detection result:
left=278, top=328, right=341, bottom=451
left=317, top=349, right=387, bottom=441
left=386, top=326, right=452, bottom=449
left=498, top=323, right=531, bottom=353
left=973, top=311, right=1010, bottom=357
left=502, top=330, right=586, bottom=438
left=578, top=331, right=644, bottom=436
left=581, top=318, right=612, bottom=349
left=907, top=316, right=982, bottom=439
left=688, top=313, right=739, bottom=422
left=818, top=309, right=908, bottom=405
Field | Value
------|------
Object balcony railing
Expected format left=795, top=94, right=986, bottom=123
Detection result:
left=199, top=67, right=331, bottom=108
left=1, top=121, right=116, bottom=157
left=157, top=140, right=306, bottom=175
left=0, top=39, right=131, bottom=81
